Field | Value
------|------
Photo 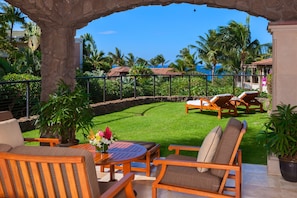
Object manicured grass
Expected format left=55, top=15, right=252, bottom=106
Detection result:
left=23, top=102, right=269, bottom=164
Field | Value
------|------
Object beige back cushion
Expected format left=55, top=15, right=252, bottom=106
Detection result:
left=210, top=118, right=242, bottom=178
left=197, top=126, right=222, bottom=172
left=0, top=111, right=13, bottom=121
left=0, top=118, right=24, bottom=147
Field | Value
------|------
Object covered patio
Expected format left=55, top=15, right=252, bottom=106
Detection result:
left=97, top=163, right=297, bottom=197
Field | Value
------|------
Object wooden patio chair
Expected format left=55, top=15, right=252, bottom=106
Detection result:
left=185, top=94, right=238, bottom=119
left=0, top=111, right=59, bottom=147
left=230, top=91, right=264, bottom=113
left=0, top=146, right=136, bottom=198
left=152, top=118, right=247, bottom=198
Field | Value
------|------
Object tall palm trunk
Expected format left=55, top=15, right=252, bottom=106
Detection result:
left=240, top=60, right=245, bottom=88
left=211, top=64, right=216, bottom=84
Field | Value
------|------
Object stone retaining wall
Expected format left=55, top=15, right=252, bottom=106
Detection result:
left=19, top=96, right=191, bottom=132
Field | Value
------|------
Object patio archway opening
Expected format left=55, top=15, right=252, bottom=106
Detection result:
left=4, top=0, right=297, bottom=108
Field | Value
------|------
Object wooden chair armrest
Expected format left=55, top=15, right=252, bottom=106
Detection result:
left=153, top=158, right=240, bottom=171
left=101, top=172, right=136, bottom=198
left=168, top=144, right=201, bottom=154
left=24, top=138, right=60, bottom=147
left=148, top=144, right=160, bottom=154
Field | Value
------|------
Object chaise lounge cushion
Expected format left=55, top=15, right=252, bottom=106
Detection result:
left=238, top=91, right=258, bottom=99
left=0, top=118, right=24, bottom=148
left=210, top=118, right=242, bottom=178
left=10, top=145, right=100, bottom=198
left=157, top=154, right=221, bottom=192
left=210, top=94, right=233, bottom=103
left=186, top=100, right=209, bottom=106
left=197, top=126, right=222, bottom=172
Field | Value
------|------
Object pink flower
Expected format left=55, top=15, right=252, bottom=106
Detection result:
left=104, top=127, right=112, bottom=139
left=98, top=131, right=104, bottom=137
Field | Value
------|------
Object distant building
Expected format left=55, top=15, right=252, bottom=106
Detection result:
left=151, top=68, right=182, bottom=76
left=243, top=58, right=272, bottom=92
left=107, top=66, right=130, bottom=77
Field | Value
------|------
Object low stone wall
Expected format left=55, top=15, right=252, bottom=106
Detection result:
left=91, top=96, right=190, bottom=116
left=19, top=96, right=191, bottom=132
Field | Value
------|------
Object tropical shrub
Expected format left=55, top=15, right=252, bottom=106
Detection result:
left=0, top=73, right=40, bottom=117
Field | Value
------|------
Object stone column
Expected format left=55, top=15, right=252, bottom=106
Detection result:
left=40, top=25, right=76, bottom=101
left=267, top=22, right=297, bottom=175
left=268, top=22, right=297, bottom=108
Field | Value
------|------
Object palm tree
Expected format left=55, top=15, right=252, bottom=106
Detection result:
left=218, top=16, right=261, bottom=87
left=125, top=53, right=137, bottom=67
left=191, top=29, right=222, bottom=83
left=258, top=42, right=272, bottom=60
left=0, top=3, right=25, bottom=42
left=155, top=54, right=168, bottom=67
left=129, top=64, right=153, bottom=76
left=149, top=54, right=168, bottom=68
left=169, top=59, right=188, bottom=74
left=85, top=50, right=112, bottom=73
left=136, top=58, right=148, bottom=66
left=170, top=47, right=198, bottom=74
left=24, top=22, right=41, bottom=52
left=149, top=57, right=159, bottom=68
left=80, top=33, right=97, bottom=59
left=108, top=47, right=126, bottom=66
left=21, top=22, right=42, bottom=75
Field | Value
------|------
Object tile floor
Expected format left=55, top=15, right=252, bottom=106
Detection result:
left=96, top=163, right=297, bottom=198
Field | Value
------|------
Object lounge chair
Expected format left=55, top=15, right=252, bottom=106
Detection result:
left=185, top=94, right=238, bottom=119
left=0, top=111, right=59, bottom=147
left=230, top=91, right=264, bottom=113
left=152, top=118, right=247, bottom=198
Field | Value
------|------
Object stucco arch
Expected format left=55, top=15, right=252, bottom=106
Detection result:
left=4, top=0, right=297, bottom=103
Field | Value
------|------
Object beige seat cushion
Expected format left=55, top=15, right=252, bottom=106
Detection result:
left=0, top=118, right=24, bottom=147
left=197, top=126, right=222, bottom=172
left=0, top=143, right=13, bottom=152
left=157, top=154, right=221, bottom=192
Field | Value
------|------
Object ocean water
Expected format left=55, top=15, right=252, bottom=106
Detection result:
left=152, top=65, right=223, bottom=81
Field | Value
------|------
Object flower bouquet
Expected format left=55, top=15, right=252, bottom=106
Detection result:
left=88, top=127, right=117, bottom=152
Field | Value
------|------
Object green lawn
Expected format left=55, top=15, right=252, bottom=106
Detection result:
left=23, top=102, right=269, bottom=164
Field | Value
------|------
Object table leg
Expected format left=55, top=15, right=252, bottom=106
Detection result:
left=109, top=164, right=116, bottom=181
left=123, top=162, right=131, bottom=175
left=122, top=162, right=137, bottom=196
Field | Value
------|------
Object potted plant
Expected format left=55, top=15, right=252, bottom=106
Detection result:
left=258, top=103, right=297, bottom=182
left=35, top=81, right=94, bottom=146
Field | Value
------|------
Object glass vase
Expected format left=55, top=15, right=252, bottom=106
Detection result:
left=96, top=144, right=109, bottom=153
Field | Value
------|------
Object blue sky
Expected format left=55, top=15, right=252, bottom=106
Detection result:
left=76, top=4, right=272, bottom=63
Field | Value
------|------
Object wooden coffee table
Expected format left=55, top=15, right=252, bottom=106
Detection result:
left=71, top=142, right=146, bottom=180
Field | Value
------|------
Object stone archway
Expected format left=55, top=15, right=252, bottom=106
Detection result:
left=5, top=0, right=297, bottom=104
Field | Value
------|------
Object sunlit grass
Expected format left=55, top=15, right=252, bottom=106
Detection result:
left=23, top=102, right=269, bottom=164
